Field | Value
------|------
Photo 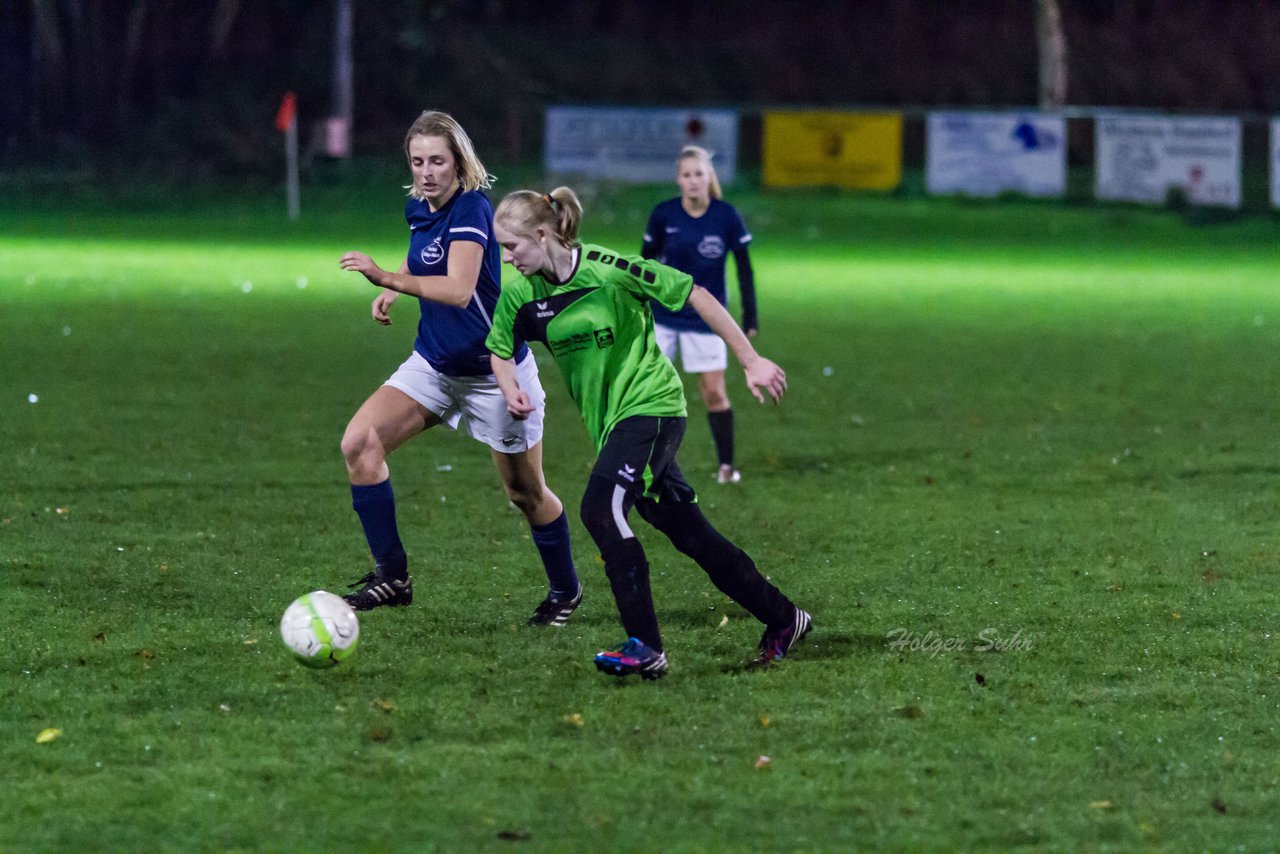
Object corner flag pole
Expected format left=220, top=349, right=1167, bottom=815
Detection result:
left=276, top=92, right=300, bottom=221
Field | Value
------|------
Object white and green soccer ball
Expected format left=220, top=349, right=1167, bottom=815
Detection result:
left=280, top=590, right=360, bottom=668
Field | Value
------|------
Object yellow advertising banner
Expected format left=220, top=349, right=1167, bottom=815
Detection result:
left=762, top=111, right=903, bottom=189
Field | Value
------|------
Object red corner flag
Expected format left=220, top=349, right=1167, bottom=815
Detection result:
left=275, top=92, right=297, bottom=133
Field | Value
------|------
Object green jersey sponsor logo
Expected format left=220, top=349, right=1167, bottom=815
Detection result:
left=549, top=326, right=615, bottom=357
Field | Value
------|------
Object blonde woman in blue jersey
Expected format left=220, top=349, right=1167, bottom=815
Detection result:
left=486, top=187, right=812, bottom=679
left=642, top=146, right=757, bottom=485
left=335, top=111, right=581, bottom=627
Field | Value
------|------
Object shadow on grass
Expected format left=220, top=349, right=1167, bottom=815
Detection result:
left=718, top=631, right=888, bottom=674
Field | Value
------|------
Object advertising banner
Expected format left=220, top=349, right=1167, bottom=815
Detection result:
left=544, top=106, right=738, bottom=183
left=926, top=112, right=1066, bottom=198
left=1095, top=115, right=1241, bottom=208
left=762, top=111, right=902, bottom=190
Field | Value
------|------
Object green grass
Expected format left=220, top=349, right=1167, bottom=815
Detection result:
left=4, top=176, right=1280, bottom=851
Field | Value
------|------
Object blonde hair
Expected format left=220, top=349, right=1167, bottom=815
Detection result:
left=494, top=187, right=583, bottom=249
left=679, top=145, right=722, bottom=200
left=403, top=110, right=495, bottom=199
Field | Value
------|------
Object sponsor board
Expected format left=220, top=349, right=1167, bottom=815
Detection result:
left=545, top=106, right=738, bottom=183
left=926, top=112, right=1066, bottom=198
left=762, top=111, right=902, bottom=190
left=1095, top=115, right=1241, bottom=208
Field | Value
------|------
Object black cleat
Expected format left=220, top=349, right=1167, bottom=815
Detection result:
left=343, top=571, right=413, bottom=611
left=754, top=608, right=812, bottom=665
left=528, top=582, right=583, bottom=627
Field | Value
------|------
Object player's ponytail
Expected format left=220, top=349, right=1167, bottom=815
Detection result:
left=495, top=187, right=583, bottom=249
left=546, top=187, right=582, bottom=245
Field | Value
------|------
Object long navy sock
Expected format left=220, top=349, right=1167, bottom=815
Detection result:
left=351, top=479, right=407, bottom=578
left=530, top=511, right=579, bottom=598
left=708, top=408, right=735, bottom=467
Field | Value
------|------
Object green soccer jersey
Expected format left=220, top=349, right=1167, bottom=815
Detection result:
left=486, top=243, right=693, bottom=451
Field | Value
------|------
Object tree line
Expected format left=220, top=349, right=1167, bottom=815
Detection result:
left=4, top=0, right=1278, bottom=176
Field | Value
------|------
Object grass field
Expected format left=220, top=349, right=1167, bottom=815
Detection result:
left=4, top=171, right=1280, bottom=851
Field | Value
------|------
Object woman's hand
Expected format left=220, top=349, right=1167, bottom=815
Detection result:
left=743, top=357, right=787, bottom=404
left=503, top=389, right=535, bottom=421
left=340, top=251, right=384, bottom=285
left=371, top=290, right=399, bottom=325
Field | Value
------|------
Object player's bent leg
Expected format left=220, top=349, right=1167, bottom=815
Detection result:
left=639, top=497, right=802, bottom=636
left=341, top=385, right=438, bottom=484
left=340, top=386, right=438, bottom=610
left=644, top=498, right=812, bottom=663
left=490, top=442, right=561, bottom=525
left=491, top=444, right=582, bottom=625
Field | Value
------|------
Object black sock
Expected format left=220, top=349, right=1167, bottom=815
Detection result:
left=707, top=409, right=735, bottom=467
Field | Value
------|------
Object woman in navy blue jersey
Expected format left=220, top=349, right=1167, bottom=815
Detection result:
left=335, top=111, right=581, bottom=627
left=641, top=145, right=758, bottom=485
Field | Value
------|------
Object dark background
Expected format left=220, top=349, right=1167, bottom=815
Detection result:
left=4, top=0, right=1280, bottom=179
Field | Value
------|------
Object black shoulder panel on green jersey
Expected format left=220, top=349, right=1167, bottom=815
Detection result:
left=584, top=249, right=657, bottom=285
left=514, top=287, right=595, bottom=346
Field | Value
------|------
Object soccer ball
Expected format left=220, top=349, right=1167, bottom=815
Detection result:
left=279, top=591, right=360, bottom=668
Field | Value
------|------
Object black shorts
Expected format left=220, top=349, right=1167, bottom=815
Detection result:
left=593, top=415, right=697, bottom=504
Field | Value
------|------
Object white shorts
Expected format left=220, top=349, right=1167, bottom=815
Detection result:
left=384, top=350, right=545, bottom=454
left=655, top=324, right=728, bottom=373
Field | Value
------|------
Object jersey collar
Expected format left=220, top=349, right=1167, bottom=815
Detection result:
left=543, top=246, right=580, bottom=286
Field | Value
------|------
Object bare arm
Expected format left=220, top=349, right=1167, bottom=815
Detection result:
left=686, top=285, right=787, bottom=403
left=490, top=354, right=535, bottom=420
left=340, top=241, right=484, bottom=309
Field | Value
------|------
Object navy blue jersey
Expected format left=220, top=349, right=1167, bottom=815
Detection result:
left=405, top=189, right=527, bottom=376
left=641, top=197, right=757, bottom=334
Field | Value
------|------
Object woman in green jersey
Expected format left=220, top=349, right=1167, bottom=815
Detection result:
left=485, top=187, right=812, bottom=679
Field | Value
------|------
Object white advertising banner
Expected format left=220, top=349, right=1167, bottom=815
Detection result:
left=926, top=112, right=1066, bottom=197
left=1272, top=118, right=1280, bottom=209
left=1095, top=115, right=1241, bottom=208
left=544, top=106, right=738, bottom=183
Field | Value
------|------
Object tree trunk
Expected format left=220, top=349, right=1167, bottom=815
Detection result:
left=1036, top=0, right=1068, bottom=109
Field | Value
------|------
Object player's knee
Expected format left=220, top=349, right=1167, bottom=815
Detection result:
left=701, top=385, right=731, bottom=411
left=657, top=505, right=730, bottom=560
left=579, top=479, right=627, bottom=549
left=578, top=500, right=613, bottom=547
left=504, top=481, right=543, bottom=517
left=340, top=425, right=383, bottom=474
